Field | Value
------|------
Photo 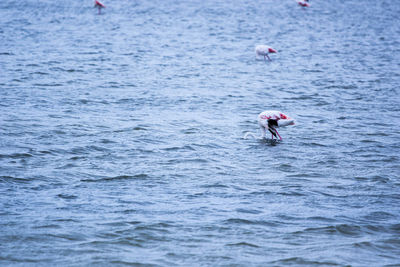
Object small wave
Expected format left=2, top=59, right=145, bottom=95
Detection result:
left=78, top=99, right=90, bottom=104
left=47, top=233, right=87, bottom=242
left=32, top=71, right=49, bottom=75
left=226, top=242, right=259, bottom=248
left=133, top=126, right=148, bottom=131
left=389, top=224, right=400, bottom=232
left=306, top=216, right=337, bottom=223
left=0, top=176, right=32, bottom=183
left=353, top=241, right=375, bottom=249
left=223, top=218, right=278, bottom=227
left=271, top=257, right=341, bottom=266
left=32, top=224, right=61, bottom=229
left=32, top=83, right=63, bottom=87
left=0, top=153, right=32, bottom=159
left=100, top=139, right=116, bottom=144
left=56, top=163, right=76, bottom=169
left=66, top=69, right=83, bottom=73
left=57, top=194, right=78, bottom=200
left=294, top=224, right=362, bottom=237
left=167, top=158, right=209, bottom=164
left=0, top=256, right=40, bottom=263
left=39, top=150, right=56, bottom=155
left=363, top=211, right=395, bottom=221
left=286, top=173, right=319, bottom=179
left=235, top=208, right=262, bottom=215
left=277, top=191, right=305, bottom=196
left=70, top=145, right=110, bottom=154
left=53, top=218, right=79, bottom=223
left=110, top=260, right=151, bottom=265
left=81, top=174, right=149, bottom=182
left=303, top=142, right=328, bottom=147
left=162, top=145, right=195, bottom=151
left=69, top=156, right=85, bottom=161
left=248, top=190, right=273, bottom=196
left=134, top=222, right=173, bottom=232
left=200, top=183, right=229, bottom=189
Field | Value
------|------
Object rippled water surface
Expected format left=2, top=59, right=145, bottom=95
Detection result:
left=1, top=0, right=400, bottom=265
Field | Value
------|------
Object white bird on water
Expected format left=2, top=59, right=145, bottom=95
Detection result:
left=244, top=110, right=295, bottom=141
left=255, top=45, right=277, bottom=61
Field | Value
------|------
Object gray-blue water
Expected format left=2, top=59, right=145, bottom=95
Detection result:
left=1, top=0, right=400, bottom=265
